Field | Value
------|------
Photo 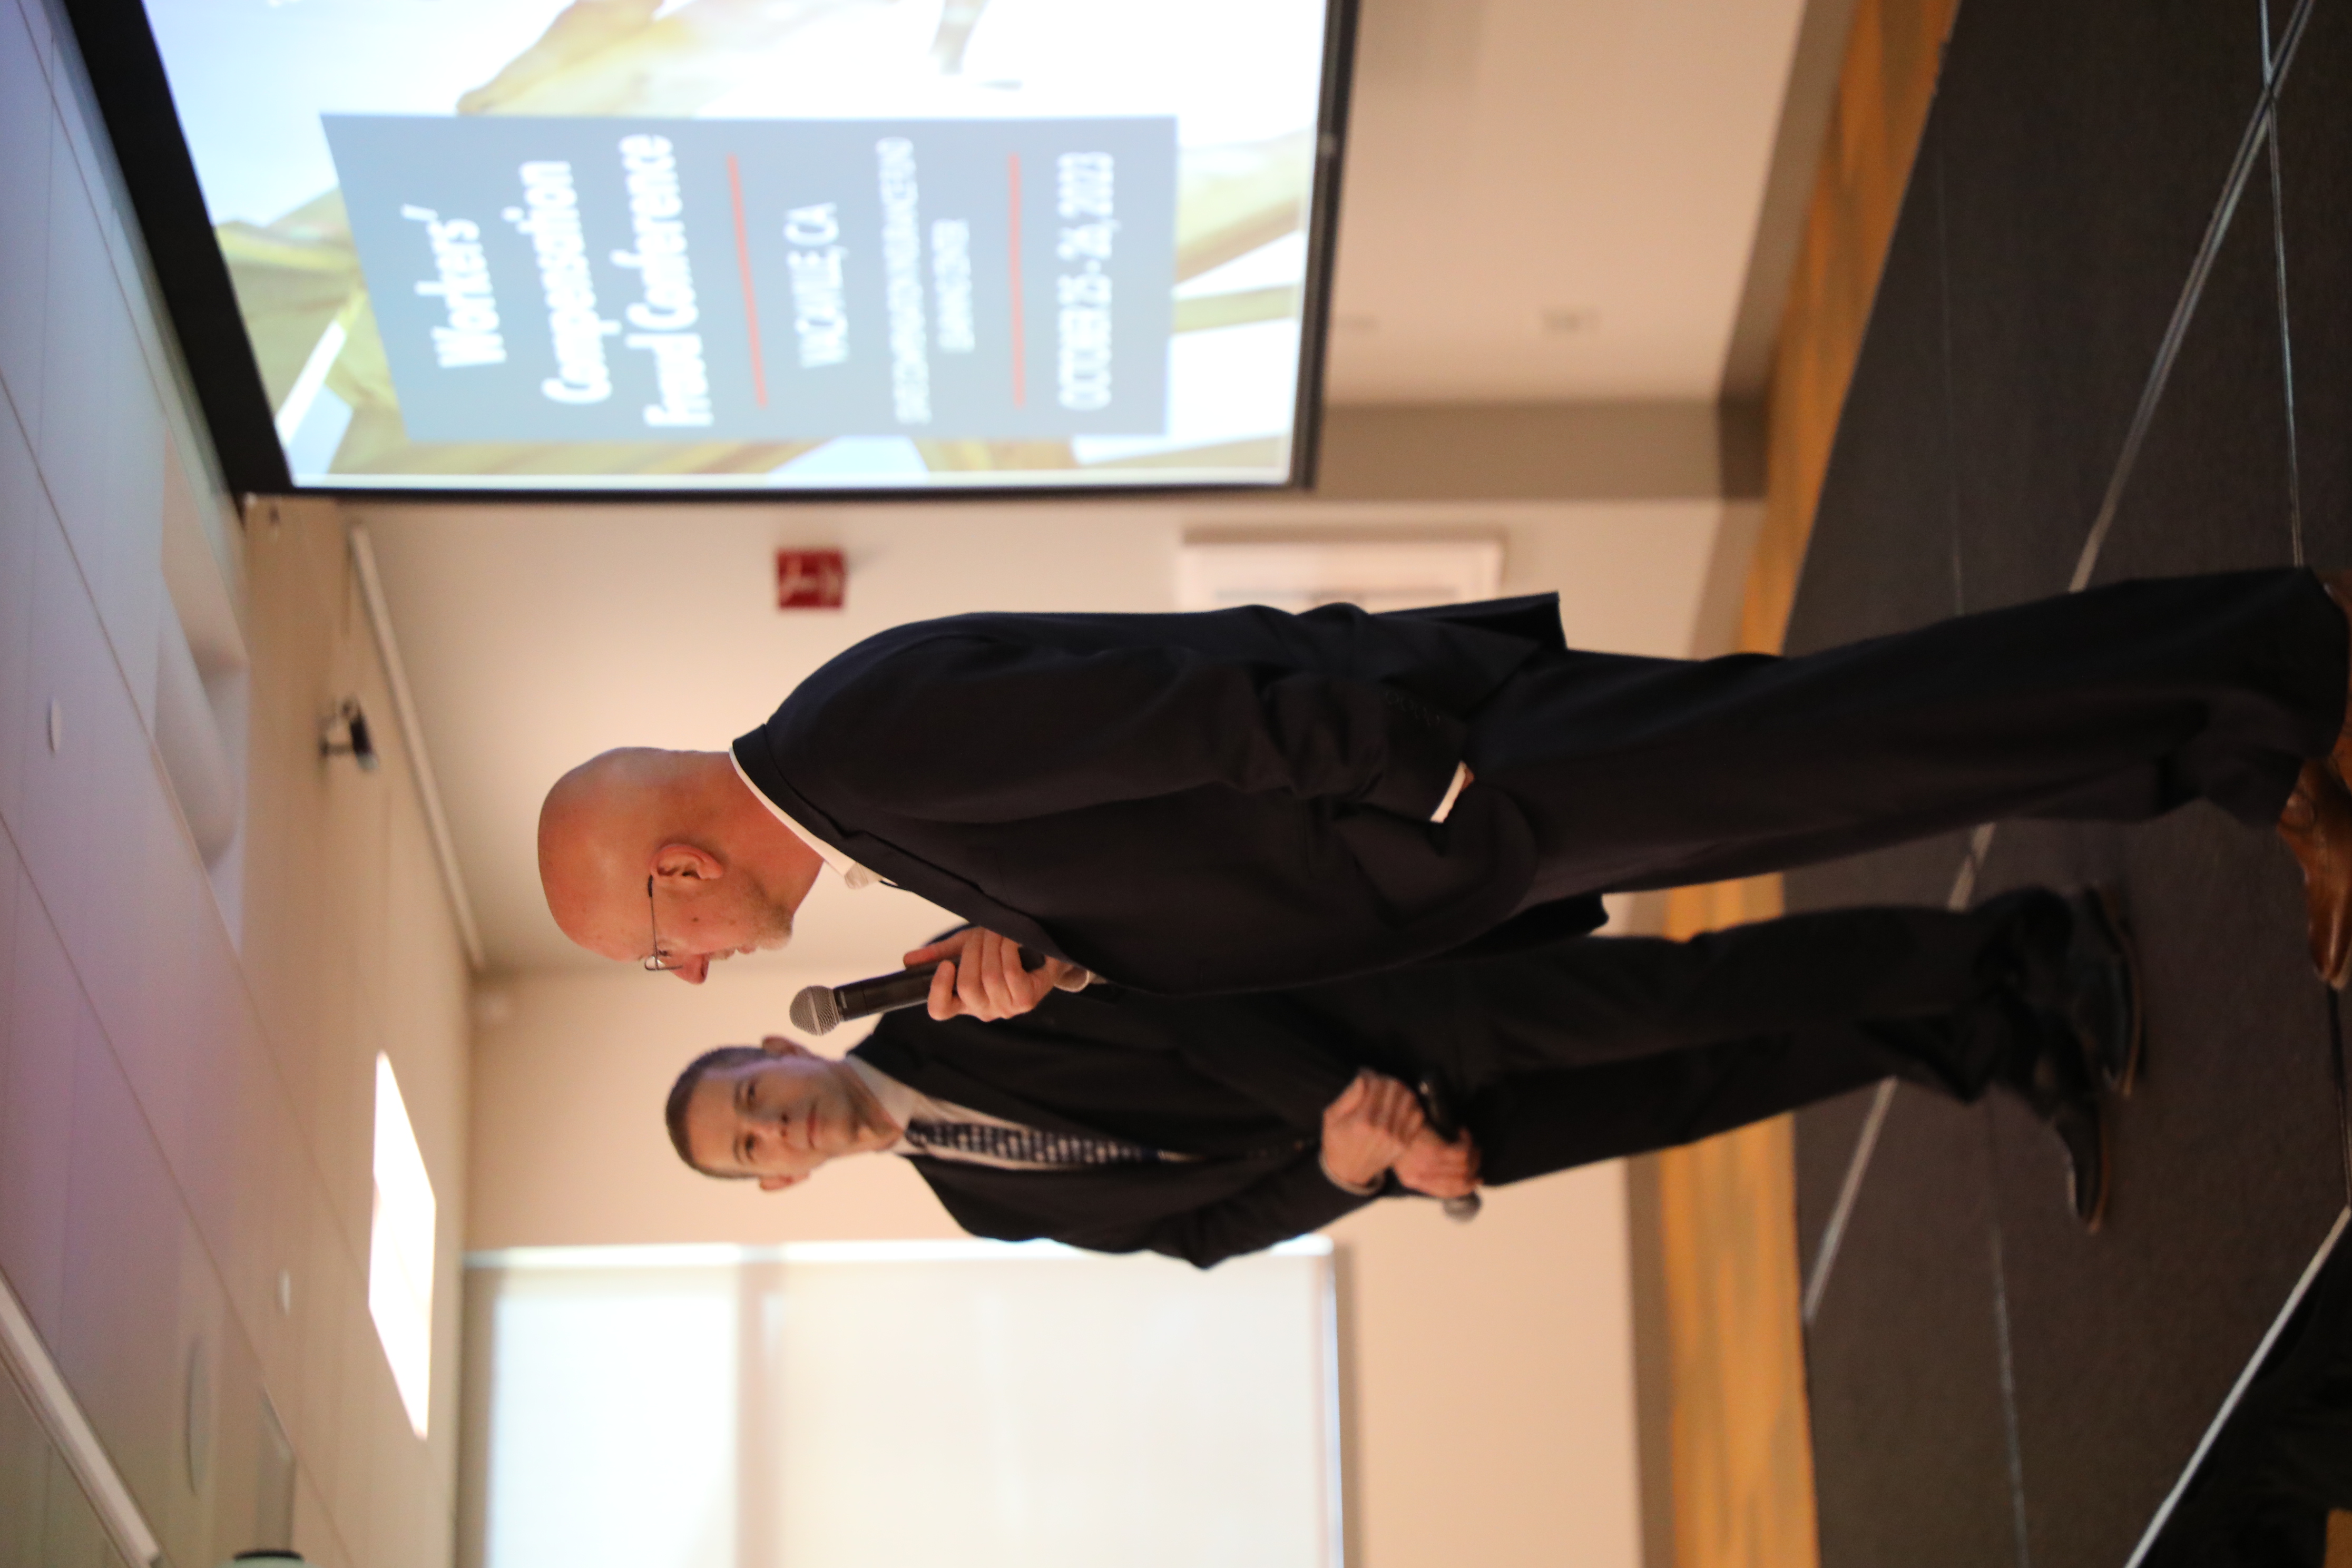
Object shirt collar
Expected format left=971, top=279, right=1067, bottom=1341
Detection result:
left=729, top=749, right=877, bottom=889
left=844, top=1055, right=925, bottom=1152
left=843, top=1054, right=919, bottom=1121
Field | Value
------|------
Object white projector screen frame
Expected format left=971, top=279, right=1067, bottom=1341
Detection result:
left=65, top=0, right=1360, bottom=499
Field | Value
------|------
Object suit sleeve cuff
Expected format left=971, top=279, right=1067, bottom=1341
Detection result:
left=1319, top=1154, right=1384, bottom=1197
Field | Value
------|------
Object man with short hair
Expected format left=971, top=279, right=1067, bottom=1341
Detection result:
left=667, top=889, right=2139, bottom=1261
left=542, top=571, right=2352, bottom=1011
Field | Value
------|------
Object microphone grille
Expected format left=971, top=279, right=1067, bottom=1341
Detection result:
left=788, top=985, right=842, bottom=1036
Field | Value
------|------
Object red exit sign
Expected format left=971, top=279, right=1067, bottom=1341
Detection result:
left=777, top=549, right=846, bottom=610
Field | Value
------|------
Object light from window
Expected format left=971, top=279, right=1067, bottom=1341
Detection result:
left=369, top=1052, right=437, bottom=1438
left=463, top=1240, right=1342, bottom=1568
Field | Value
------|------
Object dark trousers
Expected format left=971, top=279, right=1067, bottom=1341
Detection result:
left=1467, top=570, right=2347, bottom=901
left=1284, top=893, right=2067, bottom=1185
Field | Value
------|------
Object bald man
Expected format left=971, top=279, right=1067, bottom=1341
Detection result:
left=541, top=570, right=2352, bottom=1010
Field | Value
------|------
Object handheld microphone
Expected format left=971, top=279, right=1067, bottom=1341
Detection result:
left=789, top=947, right=1051, bottom=1036
left=789, top=967, right=937, bottom=1035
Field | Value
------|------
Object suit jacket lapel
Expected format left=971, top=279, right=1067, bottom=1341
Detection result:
left=729, top=736, right=1068, bottom=961
left=876, top=1054, right=1121, bottom=1142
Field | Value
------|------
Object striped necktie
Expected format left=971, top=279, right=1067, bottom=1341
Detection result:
left=903, top=1119, right=1165, bottom=1167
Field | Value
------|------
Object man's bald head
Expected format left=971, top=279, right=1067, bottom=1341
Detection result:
left=537, top=747, right=820, bottom=981
left=538, top=748, right=693, bottom=954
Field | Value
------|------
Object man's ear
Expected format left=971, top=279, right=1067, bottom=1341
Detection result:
left=759, top=1035, right=809, bottom=1059
left=652, top=843, right=725, bottom=883
left=758, top=1173, right=805, bottom=1192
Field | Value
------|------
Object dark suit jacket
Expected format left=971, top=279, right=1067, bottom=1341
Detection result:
left=735, top=595, right=1607, bottom=994
left=852, top=987, right=1393, bottom=1269
left=848, top=897, right=2025, bottom=1268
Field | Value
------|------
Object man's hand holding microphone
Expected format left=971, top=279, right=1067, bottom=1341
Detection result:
left=1320, top=1070, right=1481, bottom=1200
left=903, top=926, right=1091, bottom=1020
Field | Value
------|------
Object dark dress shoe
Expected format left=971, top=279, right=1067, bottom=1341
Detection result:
left=2002, top=1004, right=2111, bottom=1231
left=2061, top=886, right=2143, bottom=1095
left=2317, top=569, right=2352, bottom=819
left=2044, top=1091, right=2109, bottom=1232
left=2278, top=758, right=2352, bottom=988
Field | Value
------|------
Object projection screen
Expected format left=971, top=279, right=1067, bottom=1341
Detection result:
left=66, top=0, right=1355, bottom=497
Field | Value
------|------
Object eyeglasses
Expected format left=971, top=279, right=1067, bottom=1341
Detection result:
left=643, top=875, right=688, bottom=973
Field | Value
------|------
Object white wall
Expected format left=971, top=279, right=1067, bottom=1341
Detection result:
left=1329, top=0, right=1808, bottom=401
left=467, top=969, right=946, bottom=1249
left=1329, top=1169, right=1640, bottom=1568
left=0, top=4, right=470, bottom=1565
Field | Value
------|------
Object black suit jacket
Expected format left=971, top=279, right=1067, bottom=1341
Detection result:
left=852, top=986, right=1397, bottom=1268
left=848, top=898, right=2026, bottom=1268
left=735, top=596, right=1607, bottom=994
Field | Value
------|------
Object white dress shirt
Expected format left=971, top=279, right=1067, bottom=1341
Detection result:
left=1430, top=761, right=1472, bottom=823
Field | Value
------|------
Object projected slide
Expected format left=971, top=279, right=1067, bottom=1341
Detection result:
left=134, top=0, right=1339, bottom=493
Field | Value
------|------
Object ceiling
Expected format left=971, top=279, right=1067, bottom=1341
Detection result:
left=355, top=0, right=1827, bottom=978
left=1324, top=0, right=1810, bottom=401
